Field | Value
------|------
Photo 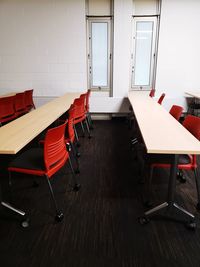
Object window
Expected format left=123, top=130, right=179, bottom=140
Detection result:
left=87, top=18, right=112, bottom=91
left=131, top=16, right=158, bottom=90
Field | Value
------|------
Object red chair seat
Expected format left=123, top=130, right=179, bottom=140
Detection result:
left=148, top=154, right=192, bottom=168
left=9, top=148, right=45, bottom=175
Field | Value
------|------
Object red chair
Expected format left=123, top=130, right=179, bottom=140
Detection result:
left=149, top=89, right=155, bottom=98
left=73, top=94, right=91, bottom=143
left=146, top=115, right=200, bottom=209
left=85, top=89, right=93, bottom=129
left=169, top=105, right=183, bottom=121
left=8, top=122, right=80, bottom=222
left=0, top=96, right=16, bottom=126
left=158, top=93, right=165, bottom=105
left=65, top=105, right=80, bottom=171
left=14, top=92, right=27, bottom=117
left=24, top=89, right=35, bottom=112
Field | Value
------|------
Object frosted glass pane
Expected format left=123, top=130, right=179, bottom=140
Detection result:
left=134, top=21, right=153, bottom=86
left=91, top=22, right=108, bottom=87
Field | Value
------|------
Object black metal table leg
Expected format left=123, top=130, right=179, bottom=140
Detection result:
left=140, top=155, right=196, bottom=228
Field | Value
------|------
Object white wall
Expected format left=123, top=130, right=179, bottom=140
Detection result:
left=0, top=0, right=87, bottom=99
left=1, top=0, right=200, bottom=113
left=156, top=0, right=200, bottom=111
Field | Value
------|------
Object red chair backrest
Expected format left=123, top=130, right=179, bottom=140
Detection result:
left=24, top=89, right=35, bottom=110
left=149, top=89, right=155, bottom=98
left=183, top=115, right=200, bottom=141
left=44, top=122, right=68, bottom=178
left=0, top=96, right=16, bottom=122
left=158, top=93, right=165, bottom=105
left=86, top=89, right=91, bottom=112
left=67, top=105, right=75, bottom=142
left=73, top=95, right=86, bottom=119
left=169, top=105, right=183, bottom=121
left=14, top=92, right=26, bottom=113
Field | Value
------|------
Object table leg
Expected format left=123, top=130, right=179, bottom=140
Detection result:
left=140, top=155, right=196, bottom=228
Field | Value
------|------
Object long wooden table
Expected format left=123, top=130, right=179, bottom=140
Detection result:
left=185, top=92, right=200, bottom=99
left=0, top=93, right=80, bottom=154
left=128, top=91, right=200, bottom=227
left=0, top=92, right=80, bottom=226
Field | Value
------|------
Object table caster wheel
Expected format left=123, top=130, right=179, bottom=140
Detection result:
left=185, top=221, right=196, bottom=230
left=139, top=216, right=150, bottom=225
left=21, top=218, right=29, bottom=228
left=55, top=212, right=64, bottom=222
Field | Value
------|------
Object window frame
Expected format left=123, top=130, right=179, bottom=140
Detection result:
left=130, top=16, right=158, bottom=91
left=87, top=17, right=112, bottom=91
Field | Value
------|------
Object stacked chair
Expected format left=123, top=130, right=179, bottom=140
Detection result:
left=0, top=96, right=16, bottom=126
left=0, top=89, right=35, bottom=126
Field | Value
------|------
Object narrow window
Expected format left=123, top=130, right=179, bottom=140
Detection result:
left=131, top=17, right=157, bottom=90
left=87, top=18, right=112, bottom=91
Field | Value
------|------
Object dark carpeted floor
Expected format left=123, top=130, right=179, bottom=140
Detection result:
left=0, top=118, right=200, bottom=267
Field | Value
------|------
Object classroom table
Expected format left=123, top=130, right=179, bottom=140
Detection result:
left=0, top=92, right=80, bottom=226
left=128, top=91, right=200, bottom=227
left=185, top=92, right=200, bottom=99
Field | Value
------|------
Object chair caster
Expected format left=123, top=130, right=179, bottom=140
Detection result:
left=185, top=220, right=196, bottom=230
left=177, top=172, right=186, bottom=183
left=196, top=202, right=200, bottom=210
left=73, top=183, right=81, bottom=192
left=55, top=212, right=64, bottom=222
left=139, top=216, right=150, bottom=225
left=21, top=218, right=30, bottom=228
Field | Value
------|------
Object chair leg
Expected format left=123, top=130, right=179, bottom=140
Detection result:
left=85, top=119, right=91, bottom=138
left=45, top=175, right=63, bottom=222
left=74, top=125, right=80, bottom=147
left=87, top=113, right=94, bottom=129
left=71, top=142, right=80, bottom=172
left=194, top=169, right=200, bottom=210
left=80, top=122, right=85, bottom=137
left=68, top=157, right=81, bottom=191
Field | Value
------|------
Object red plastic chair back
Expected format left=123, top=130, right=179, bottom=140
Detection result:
left=169, top=105, right=183, bottom=121
left=158, top=93, right=165, bottom=105
left=149, top=89, right=155, bottom=98
left=24, top=89, right=35, bottom=111
left=67, top=105, right=75, bottom=142
left=183, top=115, right=200, bottom=141
left=73, top=95, right=86, bottom=123
left=44, top=122, right=68, bottom=178
left=14, top=92, right=27, bottom=116
left=0, top=96, right=16, bottom=124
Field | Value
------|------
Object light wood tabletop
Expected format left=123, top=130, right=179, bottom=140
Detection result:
left=185, top=92, right=200, bottom=99
left=128, top=91, right=200, bottom=155
left=0, top=93, right=80, bottom=154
